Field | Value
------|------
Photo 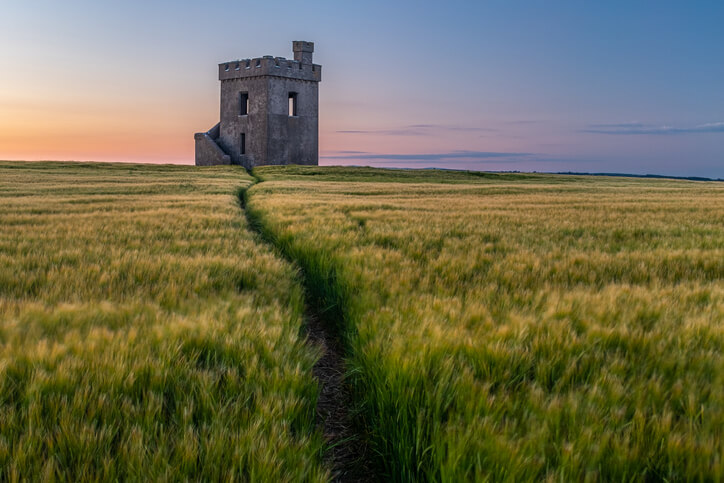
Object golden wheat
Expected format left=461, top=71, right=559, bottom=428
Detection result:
left=248, top=166, right=723, bottom=481
left=0, top=161, right=327, bottom=481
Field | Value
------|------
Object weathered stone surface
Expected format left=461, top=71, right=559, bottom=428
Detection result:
left=194, top=123, right=231, bottom=166
left=195, top=41, right=321, bottom=167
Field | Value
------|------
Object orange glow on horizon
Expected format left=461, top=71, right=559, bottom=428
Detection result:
left=0, top=93, right=215, bottom=164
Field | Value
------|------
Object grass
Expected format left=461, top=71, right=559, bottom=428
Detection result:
left=2, top=161, right=722, bottom=481
left=247, top=165, right=724, bottom=481
left=0, top=162, right=327, bottom=481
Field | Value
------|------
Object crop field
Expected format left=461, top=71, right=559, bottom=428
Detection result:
left=0, top=162, right=326, bottom=481
left=247, top=166, right=724, bottom=481
left=1, top=161, right=722, bottom=481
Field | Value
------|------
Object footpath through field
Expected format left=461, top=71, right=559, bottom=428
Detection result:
left=245, top=165, right=724, bottom=482
left=1, top=162, right=721, bottom=481
left=242, top=172, right=375, bottom=482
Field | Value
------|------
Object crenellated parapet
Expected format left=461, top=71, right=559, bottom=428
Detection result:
left=219, top=56, right=321, bottom=82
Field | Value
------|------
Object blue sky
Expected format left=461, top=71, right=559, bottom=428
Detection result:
left=0, top=0, right=722, bottom=177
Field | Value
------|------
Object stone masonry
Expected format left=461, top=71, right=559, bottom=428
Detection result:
left=195, top=41, right=321, bottom=167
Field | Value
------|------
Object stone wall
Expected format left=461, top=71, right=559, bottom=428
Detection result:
left=194, top=124, right=231, bottom=166
left=219, top=76, right=268, bottom=168
left=266, top=77, right=318, bottom=166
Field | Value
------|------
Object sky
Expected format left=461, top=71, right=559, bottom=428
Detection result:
left=0, top=1, right=722, bottom=178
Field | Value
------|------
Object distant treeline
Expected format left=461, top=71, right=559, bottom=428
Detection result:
left=413, top=167, right=722, bottom=182
left=553, top=171, right=723, bottom=182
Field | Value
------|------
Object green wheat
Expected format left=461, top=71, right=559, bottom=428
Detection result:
left=247, top=165, right=723, bottom=482
left=0, top=161, right=327, bottom=481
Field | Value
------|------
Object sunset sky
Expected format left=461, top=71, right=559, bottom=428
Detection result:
left=1, top=1, right=722, bottom=177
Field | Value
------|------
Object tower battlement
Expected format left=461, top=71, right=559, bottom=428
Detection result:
left=219, top=56, right=321, bottom=82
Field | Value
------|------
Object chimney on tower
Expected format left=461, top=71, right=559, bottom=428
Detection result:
left=293, top=41, right=314, bottom=64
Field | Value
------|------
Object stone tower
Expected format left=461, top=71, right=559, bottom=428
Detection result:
left=195, top=41, right=321, bottom=167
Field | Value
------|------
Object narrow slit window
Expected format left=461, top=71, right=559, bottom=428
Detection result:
left=288, top=92, right=298, bottom=117
left=239, top=92, right=249, bottom=116
left=240, top=133, right=246, bottom=155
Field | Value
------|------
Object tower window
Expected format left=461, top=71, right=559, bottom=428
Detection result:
left=239, top=92, right=249, bottom=116
left=288, top=92, right=298, bottom=117
left=240, top=133, right=246, bottom=155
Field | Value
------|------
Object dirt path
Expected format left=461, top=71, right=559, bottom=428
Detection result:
left=240, top=176, right=375, bottom=482
left=305, top=312, right=374, bottom=482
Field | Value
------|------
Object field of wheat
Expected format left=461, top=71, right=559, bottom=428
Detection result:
left=0, top=162, right=327, bottom=481
left=247, top=166, right=724, bottom=481
left=2, top=161, right=722, bottom=481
